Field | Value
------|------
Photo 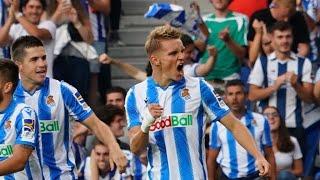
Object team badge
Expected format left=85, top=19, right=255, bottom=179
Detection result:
left=4, top=120, right=11, bottom=130
left=46, top=95, right=55, bottom=106
left=180, top=88, right=191, bottom=100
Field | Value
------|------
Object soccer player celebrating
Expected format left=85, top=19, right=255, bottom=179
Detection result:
left=12, top=35, right=127, bottom=179
left=125, top=25, right=270, bottom=179
left=0, top=60, right=42, bottom=179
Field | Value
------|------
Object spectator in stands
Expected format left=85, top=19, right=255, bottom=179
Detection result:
left=0, top=0, right=10, bottom=58
left=50, top=0, right=93, bottom=103
left=79, top=0, right=111, bottom=105
left=105, top=86, right=126, bottom=109
left=248, top=21, right=313, bottom=153
left=0, top=0, right=56, bottom=77
left=197, top=0, right=248, bottom=91
left=72, top=122, right=89, bottom=170
left=78, top=139, right=121, bottom=180
left=109, top=0, right=124, bottom=47
left=207, top=80, right=276, bottom=180
left=228, top=0, right=269, bottom=18
left=248, top=0, right=310, bottom=58
left=263, top=106, right=303, bottom=179
left=99, top=33, right=217, bottom=81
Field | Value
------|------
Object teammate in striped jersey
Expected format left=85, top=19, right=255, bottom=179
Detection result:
left=0, top=60, right=42, bottom=179
left=125, top=25, right=270, bottom=180
left=248, top=21, right=313, bottom=152
left=11, top=35, right=127, bottom=180
left=207, top=80, right=276, bottom=179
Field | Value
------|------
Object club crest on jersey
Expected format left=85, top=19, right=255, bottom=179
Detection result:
left=46, top=95, right=55, bottom=106
left=4, top=120, right=11, bottom=130
left=180, top=88, right=191, bottom=100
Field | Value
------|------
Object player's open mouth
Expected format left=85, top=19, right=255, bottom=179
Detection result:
left=36, top=70, right=46, bottom=75
left=177, top=63, right=183, bottom=71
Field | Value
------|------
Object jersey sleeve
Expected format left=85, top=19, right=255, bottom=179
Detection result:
left=15, top=106, right=38, bottom=148
left=200, top=80, right=230, bottom=122
left=302, top=58, right=313, bottom=83
left=261, top=118, right=272, bottom=147
left=61, top=82, right=93, bottom=122
left=248, top=57, right=264, bottom=86
left=234, top=16, right=248, bottom=46
left=38, top=20, right=56, bottom=39
left=125, top=87, right=142, bottom=129
left=209, top=122, right=221, bottom=149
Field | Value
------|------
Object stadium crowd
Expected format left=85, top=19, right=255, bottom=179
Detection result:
left=0, top=0, right=320, bottom=179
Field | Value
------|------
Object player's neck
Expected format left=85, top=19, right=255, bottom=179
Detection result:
left=20, top=79, right=41, bottom=94
left=214, top=9, right=229, bottom=18
left=152, top=72, right=172, bottom=88
left=0, top=96, right=12, bottom=112
left=275, top=51, right=291, bottom=61
left=231, top=107, right=246, bottom=119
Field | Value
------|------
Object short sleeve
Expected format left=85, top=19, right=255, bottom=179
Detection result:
left=248, top=57, right=264, bottom=86
left=38, top=20, right=56, bottom=39
left=61, top=82, right=93, bottom=122
left=15, top=106, right=38, bottom=148
left=291, top=137, right=303, bottom=160
left=125, top=87, right=142, bottom=129
left=200, top=80, right=230, bottom=122
left=262, top=118, right=272, bottom=147
left=209, top=122, right=221, bottom=149
left=234, top=16, right=248, bottom=46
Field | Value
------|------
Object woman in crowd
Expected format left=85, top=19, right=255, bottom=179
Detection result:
left=263, top=106, right=303, bottom=179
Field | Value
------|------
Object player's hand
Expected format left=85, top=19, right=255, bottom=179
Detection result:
left=208, top=46, right=217, bottom=58
left=148, top=104, right=163, bottom=119
left=286, top=71, right=298, bottom=87
left=255, top=157, right=270, bottom=177
left=99, top=53, right=113, bottom=64
left=109, top=147, right=128, bottom=173
left=273, top=74, right=286, bottom=90
left=219, top=27, right=231, bottom=42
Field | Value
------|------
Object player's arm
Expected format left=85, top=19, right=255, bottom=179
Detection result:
left=82, top=114, right=127, bottom=172
left=263, top=146, right=276, bottom=180
left=207, top=149, right=220, bottom=180
left=220, top=113, right=270, bottom=176
left=128, top=104, right=162, bottom=155
left=0, top=144, right=33, bottom=175
left=99, top=53, right=147, bottom=81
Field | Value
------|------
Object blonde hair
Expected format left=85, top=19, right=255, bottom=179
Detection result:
left=145, top=25, right=182, bottom=56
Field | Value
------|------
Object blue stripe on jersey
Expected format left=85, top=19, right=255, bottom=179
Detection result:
left=295, top=58, right=304, bottom=127
left=227, top=130, right=238, bottom=178
left=197, top=104, right=207, bottom=179
left=277, top=63, right=287, bottom=121
left=4, top=174, right=14, bottom=179
left=146, top=78, right=169, bottom=179
left=64, top=109, right=76, bottom=180
left=38, top=79, right=61, bottom=179
left=14, top=81, right=26, bottom=103
left=209, top=122, right=220, bottom=149
left=147, top=145, right=154, bottom=180
left=245, top=112, right=256, bottom=175
left=263, top=118, right=272, bottom=147
left=133, top=155, right=142, bottom=180
left=26, top=161, right=32, bottom=180
left=126, top=87, right=141, bottom=128
left=260, top=55, right=269, bottom=109
left=172, top=82, right=194, bottom=180
left=97, top=13, right=104, bottom=41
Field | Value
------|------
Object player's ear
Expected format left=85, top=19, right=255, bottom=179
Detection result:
left=150, top=54, right=160, bottom=66
left=3, top=82, right=13, bottom=94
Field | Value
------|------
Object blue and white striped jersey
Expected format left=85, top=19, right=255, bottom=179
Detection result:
left=248, top=52, right=313, bottom=128
left=80, top=0, right=106, bottom=41
left=303, top=67, right=320, bottom=128
left=0, top=100, right=42, bottom=179
left=14, top=78, right=93, bottom=180
left=125, top=75, right=230, bottom=180
left=209, top=111, right=272, bottom=179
